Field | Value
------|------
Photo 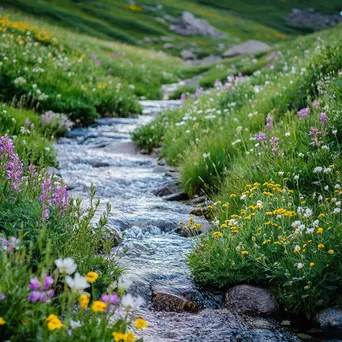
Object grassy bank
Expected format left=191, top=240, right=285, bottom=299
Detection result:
left=0, top=11, right=185, bottom=124
left=132, top=25, right=342, bottom=316
left=0, top=104, right=148, bottom=339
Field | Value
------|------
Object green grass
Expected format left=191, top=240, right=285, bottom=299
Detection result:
left=0, top=10, right=186, bottom=124
left=133, top=24, right=342, bottom=316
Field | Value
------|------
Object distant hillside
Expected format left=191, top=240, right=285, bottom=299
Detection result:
left=2, top=0, right=341, bottom=59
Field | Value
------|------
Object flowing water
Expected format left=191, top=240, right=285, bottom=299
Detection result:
left=56, top=100, right=303, bottom=342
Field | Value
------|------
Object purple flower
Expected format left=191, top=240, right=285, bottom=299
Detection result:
left=231, top=64, right=235, bottom=69
left=43, top=275, right=54, bottom=290
left=237, top=72, right=243, bottom=78
left=101, top=293, right=119, bottom=305
left=24, top=118, right=30, bottom=126
left=29, top=277, right=41, bottom=291
left=0, top=294, right=5, bottom=300
left=312, top=100, right=320, bottom=109
left=195, top=87, right=203, bottom=97
left=180, top=93, right=186, bottom=102
left=265, top=114, right=273, bottom=131
left=269, top=137, right=279, bottom=154
left=320, top=112, right=327, bottom=125
left=53, top=184, right=69, bottom=214
left=214, top=79, right=221, bottom=87
left=90, top=54, right=97, bottom=59
left=254, top=131, right=267, bottom=142
left=96, top=60, right=101, bottom=67
left=297, top=107, right=310, bottom=118
left=27, top=291, right=41, bottom=303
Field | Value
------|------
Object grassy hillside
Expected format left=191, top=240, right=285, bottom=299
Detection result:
left=3, top=0, right=341, bottom=58
left=2, top=0, right=291, bottom=58
left=132, top=24, right=342, bottom=316
left=0, top=10, right=185, bottom=124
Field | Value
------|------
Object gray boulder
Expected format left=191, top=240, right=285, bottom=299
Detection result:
left=314, top=308, right=342, bottom=330
left=222, top=40, right=271, bottom=58
left=170, top=11, right=225, bottom=38
left=180, top=49, right=197, bottom=60
left=224, top=285, right=278, bottom=316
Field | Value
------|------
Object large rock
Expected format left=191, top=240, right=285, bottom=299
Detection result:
left=224, top=285, right=278, bottom=316
left=288, top=8, right=342, bottom=30
left=314, top=308, right=342, bottom=330
left=180, top=49, right=197, bottom=60
left=152, top=290, right=198, bottom=313
left=222, top=40, right=271, bottom=58
left=170, top=11, right=225, bottom=38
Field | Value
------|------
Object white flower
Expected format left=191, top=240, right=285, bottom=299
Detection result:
left=318, top=195, right=323, bottom=201
left=335, top=184, right=341, bottom=189
left=312, top=220, right=319, bottom=227
left=294, top=245, right=301, bottom=251
left=303, top=208, right=313, bottom=218
left=333, top=208, right=341, bottom=214
left=336, top=201, right=341, bottom=207
left=70, top=320, right=82, bottom=329
left=296, top=263, right=304, bottom=269
left=203, top=152, right=210, bottom=159
left=66, top=273, right=89, bottom=293
left=121, top=294, right=144, bottom=310
left=294, top=175, right=299, bottom=181
left=323, top=167, right=332, bottom=173
left=298, top=153, right=304, bottom=158
left=240, top=194, right=247, bottom=200
left=256, top=200, right=263, bottom=208
left=313, top=167, right=323, bottom=173
left=332, top=130, right=337, bottom=135
left=115, top=277, right=133, bottom=291
left=321, top=145, right=329, bottom=151
left=306, top=228, right=315, bottom=234
left=278, top=171, right=284, bottom=177
left=55, top=257, right=77, bottom=275
left=14, top=76, right=27, bottom=85
left=291, top=220, right=301, bottom=228
left=285, top=132, right=291, bottom=137
left=324, top=185, right=329, bottom=190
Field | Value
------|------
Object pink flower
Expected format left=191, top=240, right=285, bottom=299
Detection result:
left=297, top=107, right=310, bottom=118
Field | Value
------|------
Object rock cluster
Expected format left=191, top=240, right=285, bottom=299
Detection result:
left=287, top=8, right=342, bottom=30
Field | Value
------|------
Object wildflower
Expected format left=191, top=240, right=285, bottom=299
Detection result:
left=213, top=231, right=223, bottom=238
left=121, top=294, right=144, bottom=310
left=269, top=137, right=279, bottom=154
left=297, top=107, right=310, bottom=118
left=91, top=300, right=107, bottom=313
left=304, top=285, right=309, bottom=290
left=0, top=317, right=5, bottom=325
left=318, top=244, right=325, bottom=249
left=278, top=171, right=284, bottom=177
left=126, top=332, right=136, bottom=342
left=334, top=208, right=341, bottom=214
left=320, top=112, right=327, bottom=125
left=0, top=294, right=5, bottom=300
left=69, top=320, right=82, bottom=329
left=294, top=175, right=299, bottom=181
left=254, top=131, right=267, bottom=142
left=101, top=294, right=119, bottom=305
left=55, top=258, right=77, bottom=275
left=241, top=250, right=248, bottom=255
left=135, top=318, right=148, bottom=329
left=312, top=100, right=319, bottom=108
left=316, top=228, right=323, bottom=234
left=328, top=249, right=334, bottom=255
left=293, top=245, right=301, bottom=253
left=86, top=272, right=98, bottom=283
left=296, top=263, right=304, bottom=269
left=203, top=152, right=210, bottom=159
left=112, top=332, right=126, bottom=342
left=79, top=294, right=90, bottom=309
left=265, top=114, right=273, bottom=130
left=309, top=262, right=315, bottom=267
left=65, top=273, right=90, bottom=293
left=230, top=194, right=236, bottom=198
left=46, top=314, right=63, bottom=331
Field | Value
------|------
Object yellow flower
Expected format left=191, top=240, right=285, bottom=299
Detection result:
left=0, top=317, right=5, bottom=325
left=328, top=249, right=334, bottom=255
left=135, top=318, right=148, bottom=329
left=319, top=213, right=325, bottom=217
left=309, top=262, right=315, bottom=267
left=213, top=231, right=223, bottom=238
left=79, top=294, right=90, bottom=309
left=125, top=332, right=136, bottom=342
left=229, top=194, right=236, bottom=198
left=92, top=300, right=107, bottom=312
left=262, top=239, right=271, bottom=245
left=304, top=285, right=309, bottom=290
left=46, top=314, right=63, bottom=331
left=316, top=227, right=324, bottom=234
left=241, top=250, right=248, bottom=255
left=318, top=244, right=325, bottom=249
left=86, top=271, right=99, bottom=283
left=112, top=332, right=126, bottom=342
